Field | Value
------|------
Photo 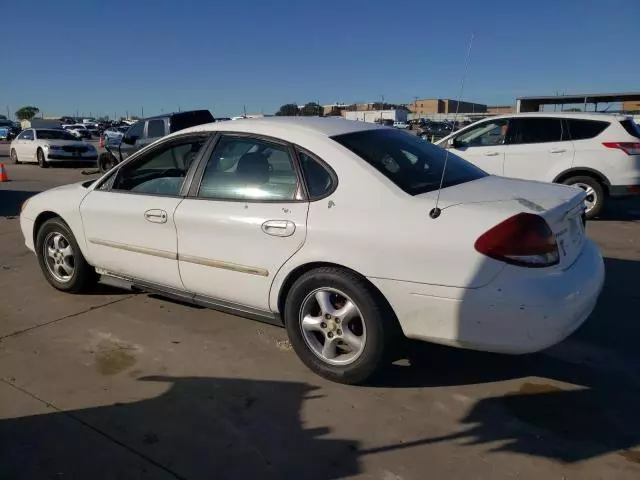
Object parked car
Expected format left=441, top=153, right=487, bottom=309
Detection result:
left=436, top=113, right=640, bottom=218
left=98, top=109, right=215, bottom=172
left=418, top=122, right=453, bottom=140
left=9, top=128, right=97, bottom=167
left=19, top=117, right=603, bottom=384
left=393, top=121, right=409, bottom=129
left=0, top=120, right=21, bottom=140
left=64, top=124, right=92, bottom=139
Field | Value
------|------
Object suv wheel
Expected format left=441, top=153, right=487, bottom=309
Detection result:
left=563, top=175, right=605, bottom=219
left=284, top=267, right=397, bottom=384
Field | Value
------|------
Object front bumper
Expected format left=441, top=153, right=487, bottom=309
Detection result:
left=46, top=152, right=98, bottom=161
left=369, top=239, right=605, bottom=354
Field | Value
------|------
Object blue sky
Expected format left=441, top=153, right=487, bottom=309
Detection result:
left=1, top=0, right=638, bottom=119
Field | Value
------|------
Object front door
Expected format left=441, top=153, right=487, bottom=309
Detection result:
left=175, top=134, right=309, bottom=311
left=447, top=118, right=509, bottom=175
left=502, top=117, right=575, bottom=182
left=80, top=133, right=210, bottom=289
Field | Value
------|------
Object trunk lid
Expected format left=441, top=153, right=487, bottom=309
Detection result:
left=418, top=176, right=587, bottom=268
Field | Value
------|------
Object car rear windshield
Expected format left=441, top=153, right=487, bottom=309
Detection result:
left=332, top=129, right=487, bottom=195
left=170, top=110, right=215, bottom=133
left=36, top=130, right=77, bottom=140
left=620, top=119, right=640, bottom=139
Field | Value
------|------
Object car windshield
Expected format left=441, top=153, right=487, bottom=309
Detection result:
left=36, top=130, right=77, bottom=140
left=332, top=128, right=487, bottom=195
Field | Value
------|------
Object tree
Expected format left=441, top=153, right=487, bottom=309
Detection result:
left=15, top=106, right=40, bottom=121
left=275, top=103, right=300, bottom=116
left=301, top=102, right=323, bottom=117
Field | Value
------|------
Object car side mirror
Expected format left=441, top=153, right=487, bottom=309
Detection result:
left=122, top=135, right=138, bottom=145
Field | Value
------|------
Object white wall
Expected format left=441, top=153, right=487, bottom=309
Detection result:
left=344, top=110, right=407, bottom=123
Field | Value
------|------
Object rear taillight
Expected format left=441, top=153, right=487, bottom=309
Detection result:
left=602, top=142, right=640, bottom=155
left=474, top=213, right=559, bottom=268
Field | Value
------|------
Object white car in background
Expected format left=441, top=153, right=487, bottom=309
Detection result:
left=437, top=113, right=640, bottom=218
left=64, top=124, right=92, bottom=139
left=10, top=128, right=98, bottom=167
left=19, top=118, right=604, bottom=384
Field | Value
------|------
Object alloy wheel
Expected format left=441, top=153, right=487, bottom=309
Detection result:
left=299, top=287, right=367, bottom=366
left=573, top=182, right=597, bottom=213
left=43, top=232, right=75, bottom=283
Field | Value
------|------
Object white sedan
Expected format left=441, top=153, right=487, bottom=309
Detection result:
left=19, top=118, right=605, bottom=383
left=10, top=128, right=98, bottom=167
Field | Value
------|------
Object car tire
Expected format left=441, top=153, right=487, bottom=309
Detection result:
left=10, top=149, right=20, bottom=164
left=563, top=175, right=605, bottom=220
left=98, top=152, right=118, bottom=173
left=284, top=267, right=399, bottom=384
left=37, top=148, right=48, bottom=168
left=35, top=217, right=97, bottom=293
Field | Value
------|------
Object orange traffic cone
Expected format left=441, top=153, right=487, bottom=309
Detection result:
left=0, top=163, right=9, bottom=182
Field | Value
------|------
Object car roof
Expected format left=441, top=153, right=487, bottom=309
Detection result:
left=180, top=116, right=382, bottom=138
left=487, top=112, right=628, bottom=121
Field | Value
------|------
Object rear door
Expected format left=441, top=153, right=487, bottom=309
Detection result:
left=446, top=118, right=508, bottom=175
left=502, top=117, right=574, bottom=182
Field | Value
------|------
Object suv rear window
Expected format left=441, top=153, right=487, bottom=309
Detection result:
left=332, top=129, right=486, bottom=196
left=565, top=119, right=609, bottom=140
left=170, top=110, right=215, bottom=133
left=620, top=119, right=640, bottom=139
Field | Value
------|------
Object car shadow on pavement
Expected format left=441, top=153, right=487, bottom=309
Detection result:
left=597, top=198, right=640, bottom=221
left=0, top=190, right=39, bottom=217
left=372, top=256, right=640, bottom=466
left=0, top=376, right=360, bottom=480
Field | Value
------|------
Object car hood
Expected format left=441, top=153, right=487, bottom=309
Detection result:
left=41, top=140, right=91, bottom=146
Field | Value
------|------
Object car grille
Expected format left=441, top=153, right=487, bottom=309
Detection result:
left=62, top=146, right=89, bottom=153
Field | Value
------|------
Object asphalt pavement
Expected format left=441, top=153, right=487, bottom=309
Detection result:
left=1, top=143, right=640, bottom=479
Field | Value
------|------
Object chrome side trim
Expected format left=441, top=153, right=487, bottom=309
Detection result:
left=178, top=253, right=269, bottom=277
left=88, top=238, right=176, bottom=260
left=89, top=238, right=268, bottom=277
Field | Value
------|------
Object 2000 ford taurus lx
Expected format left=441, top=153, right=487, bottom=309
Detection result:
left=19, top=117, right=605, bottom=384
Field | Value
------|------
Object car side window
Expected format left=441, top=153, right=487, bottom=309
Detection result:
left=111, top=136, right=207, bottom=196
left=198, top=136, right=299, bottom=201
left=455, top=120, right=508, bottom=147
left=565, top=119, right=609, bottom=140
left=507, top=118, right=562, bottom=145
left=18, top=130, right=34, bottom=140
left=125, top=121, right=144, bottom=141
left=297, top=149, right=335, bottom=199
left=147, top=119, right=165, bottom=138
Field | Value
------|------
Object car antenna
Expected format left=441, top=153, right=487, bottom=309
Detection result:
left=430, top=33, right=475, bottom=220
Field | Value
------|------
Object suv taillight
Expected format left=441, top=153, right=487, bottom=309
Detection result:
left=602, top=142, right=640, bottom=155
left=474, top=213, right=559, bottom=268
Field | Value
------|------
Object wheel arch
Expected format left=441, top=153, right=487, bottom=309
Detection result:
left=275, top=261, right=398, bottom=327
left=33, top=211, right=65, bottom=248
left=553, top=168, right=611, bottom=192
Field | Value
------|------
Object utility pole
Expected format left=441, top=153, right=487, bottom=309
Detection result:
left=141, top=106, right=144, bottom=118
left=6, top=106, right=10, bottom=120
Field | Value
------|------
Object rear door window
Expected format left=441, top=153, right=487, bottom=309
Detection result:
left=620, top=119, right=640, bottom=139
left=147, top=119, right=165, bottom=138
left=565, top=119, right=609, bottom=140
left=507, top=118, right=563, bottom=144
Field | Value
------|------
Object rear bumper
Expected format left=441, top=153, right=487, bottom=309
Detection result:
left=369, top=239, right=605, bottom=354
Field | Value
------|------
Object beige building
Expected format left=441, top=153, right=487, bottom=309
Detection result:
left=487, top=105, right=515, bottom=115
left=408, top=99, right=487, bottom=116
left=623, top=100, right=640, bottom=112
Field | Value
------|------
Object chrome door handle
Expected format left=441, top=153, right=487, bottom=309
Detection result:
left=484, top=152, right=500, bottom=156
left=144, top=209, right=168, bottom=224
left=261, top=220, right=296, bottom=237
